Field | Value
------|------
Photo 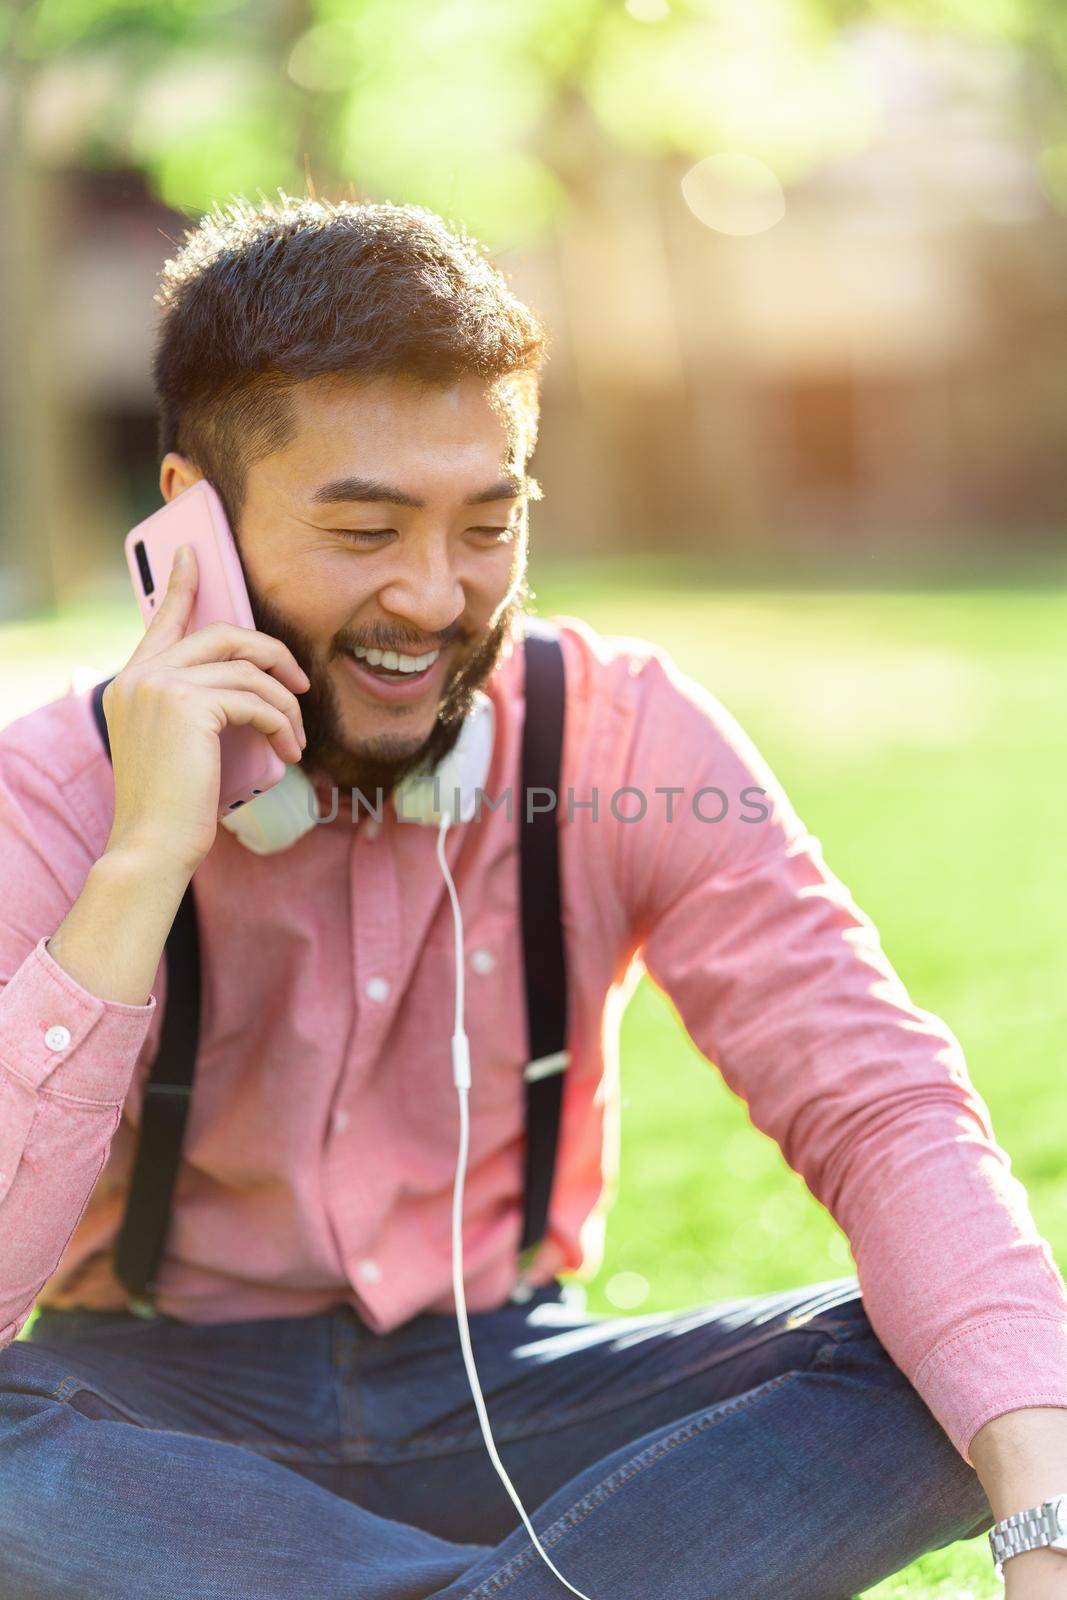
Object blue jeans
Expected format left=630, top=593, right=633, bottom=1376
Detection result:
left=0, top=1274, right=991, bottom=1599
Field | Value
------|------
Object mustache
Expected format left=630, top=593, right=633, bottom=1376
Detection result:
left=337, top=627, right=466, bottom=656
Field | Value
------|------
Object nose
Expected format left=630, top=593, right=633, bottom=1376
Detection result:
left=376, top=532, right=466, bottom=641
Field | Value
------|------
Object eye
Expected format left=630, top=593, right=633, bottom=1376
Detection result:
left=330, top=524, right=518, bottom=547
left=469, top=525, right=517, bottom=543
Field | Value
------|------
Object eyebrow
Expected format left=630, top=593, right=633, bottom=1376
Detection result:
left=309, top=473, right=526, bottom=509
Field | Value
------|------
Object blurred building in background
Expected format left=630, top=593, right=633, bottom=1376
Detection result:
left=3, top=4, right=1067, bottom=613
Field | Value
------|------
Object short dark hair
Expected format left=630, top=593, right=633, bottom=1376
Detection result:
left=152, top=195, right=548, bottom=529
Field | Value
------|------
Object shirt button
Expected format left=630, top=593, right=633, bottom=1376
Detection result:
left=357, top=1259, right=382, bottom=1284
left=332, top=1109, right=350, bottom=1134
left=362, top=817, right=381, bottom=841
left=364, top=976, right=390, bottom=1003
left=44, top=1025, right=71, bottom=1052
left=470, top=947, right=495, bottom=976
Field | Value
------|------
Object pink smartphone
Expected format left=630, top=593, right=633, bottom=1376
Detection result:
left=123, top=480, right=288, bottom=818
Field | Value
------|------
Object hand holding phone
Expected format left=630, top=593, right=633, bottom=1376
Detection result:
left=101, top=482, right=310, bottom=877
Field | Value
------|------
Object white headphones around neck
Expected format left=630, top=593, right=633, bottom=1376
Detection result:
left=219, top=691, right=496, bottom=856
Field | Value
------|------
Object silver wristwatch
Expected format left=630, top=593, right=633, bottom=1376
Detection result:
left=989, top=1493, right=1067, bottom=1574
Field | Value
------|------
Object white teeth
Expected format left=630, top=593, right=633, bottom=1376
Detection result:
left=351, top=646, right=440, bottom=674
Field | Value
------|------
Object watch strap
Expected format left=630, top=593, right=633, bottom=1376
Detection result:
left=989, top=1494, right=1067, bottom=1573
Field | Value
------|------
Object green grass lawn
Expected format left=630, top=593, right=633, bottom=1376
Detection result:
left=5, top=561, right=1067, bottom=1596
left=528, top=562, right=1067, bottom=1599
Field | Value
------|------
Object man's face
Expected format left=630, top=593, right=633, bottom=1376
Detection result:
left=170, top=372, right=530, bottom=796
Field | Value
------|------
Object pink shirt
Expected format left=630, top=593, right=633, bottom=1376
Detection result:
left=2, top=613, right=1066, bottom=1464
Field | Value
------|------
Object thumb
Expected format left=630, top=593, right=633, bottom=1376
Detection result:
left=135, top=544, right=198, bottom=654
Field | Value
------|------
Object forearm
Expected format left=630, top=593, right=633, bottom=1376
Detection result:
left=971, top=1409, right=1067, bottom=1594
left=972, top=1407, right=1067, bottom=1519
left=46, top=844, right=191, bottom=1006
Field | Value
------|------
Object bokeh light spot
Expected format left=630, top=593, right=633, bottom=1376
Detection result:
left=604, top=1270, right=651, bottom=1310
left=625, top=0, right=671, bottom=21
left=681, top=152, right=786, bottom=237
left=288, top=23, right=358, bottom=94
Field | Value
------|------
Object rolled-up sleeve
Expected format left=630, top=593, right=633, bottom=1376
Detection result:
left=616, top=645, right=1067, bottom=1464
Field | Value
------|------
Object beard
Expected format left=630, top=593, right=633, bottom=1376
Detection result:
left=242, top=574, right=531, bottom=801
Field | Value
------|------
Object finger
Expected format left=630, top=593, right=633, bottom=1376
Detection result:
left=128, top=545, right=199, bottom=662
left=211, top=688, right=304, bottom=764
left=177, top=660, right=306, bottom=748
left=165, top=620, right=311, bottom=696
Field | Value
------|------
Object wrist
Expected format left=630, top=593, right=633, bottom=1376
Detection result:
left=46, top=845, right=189, bottom=1007
left=102, top=832, right=200, bottom=889
left=972, top=1413, right=1067, bottom=1587
left=971, top=1409, right=1067, bottom=1518
left=990, top=1498, right=1067, bottom=1591
left=1002, top=1545, right=1067, bottom=1595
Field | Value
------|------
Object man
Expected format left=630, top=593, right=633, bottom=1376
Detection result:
left=0, top=195, right=1064, bottom=1600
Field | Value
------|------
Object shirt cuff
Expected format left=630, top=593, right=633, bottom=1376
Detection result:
left=0, top=935, right=156, bottom=1103
left=914, top=1314, right=1067, bottom=1465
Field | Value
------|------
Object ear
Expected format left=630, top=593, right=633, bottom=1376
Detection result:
left=160, top=453, right=203, bottom=504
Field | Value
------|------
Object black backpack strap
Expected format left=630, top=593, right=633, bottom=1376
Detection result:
left=90, top=677, right=202, bottom=1314
left=516, top=623, right=569, bottom=1284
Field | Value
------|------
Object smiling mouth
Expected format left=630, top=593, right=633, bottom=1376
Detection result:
left=338, top=643, right=450, bottom=703
left=343, top=644, right=442, bottom=681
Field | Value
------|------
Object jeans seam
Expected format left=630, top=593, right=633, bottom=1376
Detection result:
left=811, top=1312, right=875, bottom=1347
left=458, top=1367, right=801, bottom=1598
left=331, top=1306, right=368, bottom=1500
left=48, top=1373, right=181, bottom=1434
left=46, top=1372, right=154, bottom=1427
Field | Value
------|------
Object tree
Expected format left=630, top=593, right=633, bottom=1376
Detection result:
left=3, top=0, right=1063, bottom=609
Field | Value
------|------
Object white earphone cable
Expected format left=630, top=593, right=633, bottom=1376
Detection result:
left=435, top=815, right=597, bottom=1599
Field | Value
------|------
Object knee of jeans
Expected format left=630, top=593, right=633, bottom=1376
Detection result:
left=911, top=1419, right=994, bottom=1553
left=815, top=1310, right=994, bottom=1543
